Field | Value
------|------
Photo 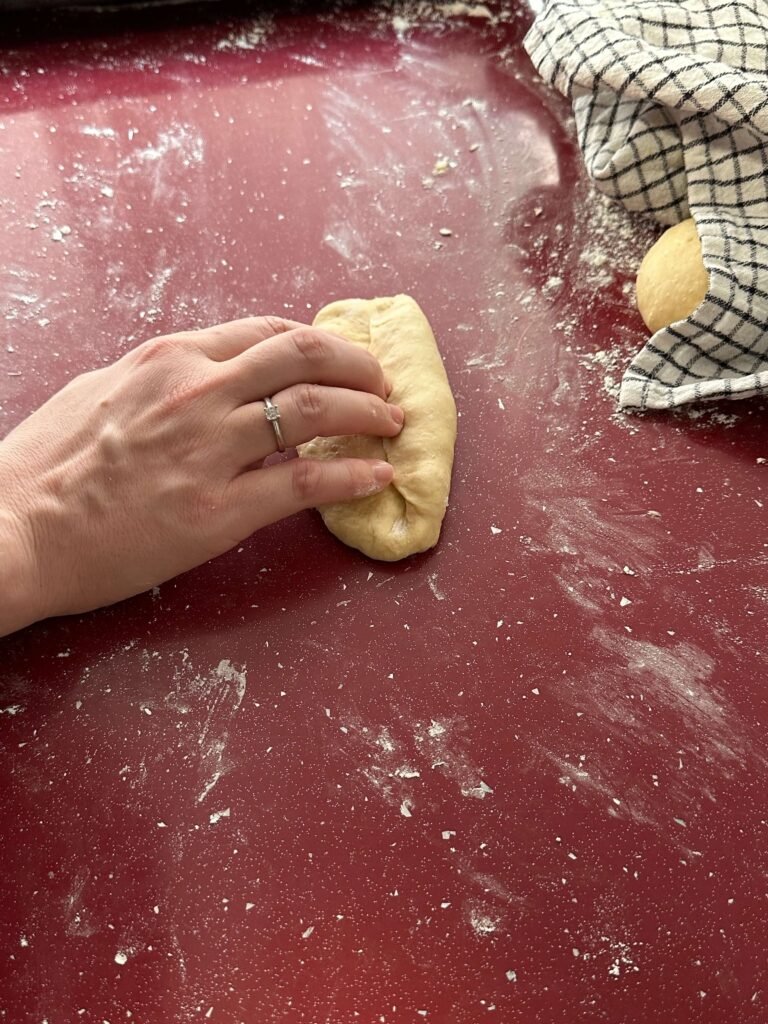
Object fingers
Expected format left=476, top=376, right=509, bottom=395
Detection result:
left=185, top=316, right=309, bottom=361
left=130, top=321, right=392, bottom=408
left=221, top=327, right=390, bottom=404
left=226, top=385, right=404, bottom=467
left=227, top=457, right=395, bottom=533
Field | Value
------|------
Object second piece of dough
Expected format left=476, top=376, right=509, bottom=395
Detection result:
left=636, top=218, right=709, bottom=333
left=298, top=294, right=457, bottom=561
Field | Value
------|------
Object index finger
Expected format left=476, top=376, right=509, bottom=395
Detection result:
left=185, top=315, right=310, bottom=361
left=222, top=327, right=390, bottom=405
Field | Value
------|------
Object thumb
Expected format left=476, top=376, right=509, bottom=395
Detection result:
left=227, top=456, right=394, bottom=533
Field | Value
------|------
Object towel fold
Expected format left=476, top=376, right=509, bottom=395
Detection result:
left=525, top=0, right=768, bottom=409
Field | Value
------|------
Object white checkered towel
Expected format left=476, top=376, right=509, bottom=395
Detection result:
left=524, top=0, right=768, bottom=410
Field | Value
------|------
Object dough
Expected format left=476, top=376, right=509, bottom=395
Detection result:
left=636, top=218, right=709, bottom=333
left=298, top=294, right=457, bottom=561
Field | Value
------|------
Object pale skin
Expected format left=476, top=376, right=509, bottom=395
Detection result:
left=0, top=315, right=404, bottom=638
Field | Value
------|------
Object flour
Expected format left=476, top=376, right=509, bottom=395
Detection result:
left=163, top=657, right=247, bottom=804
left=579, top=345, right=634, bottom=402
left=427, top=572, right=446, bottom=601
left=469, top=906, right=500, bottom=936
left=388, top=0, right=501, bottom=34
left=81, top=125, right=117, bottom=139
left=214, top=18, right=272, bottom=52
left=0, top=704, right=24, bottom=715
left=64, top=867, right=97, bottom=938
left=126, top=126, right=204, bottom=169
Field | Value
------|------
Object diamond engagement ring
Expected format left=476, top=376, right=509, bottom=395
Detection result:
left=263, top=396, right=286, bottom=453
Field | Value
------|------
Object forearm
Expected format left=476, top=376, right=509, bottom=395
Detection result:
left=0, top=507, right=41, bottom=637
left=0, top=436, right=46, bottom=637
left=0, top=316, right=401, bottom=634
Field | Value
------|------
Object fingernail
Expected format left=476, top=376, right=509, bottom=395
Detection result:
left=372, top=461, right=394, bottom=487
left=389, top=404, right=405, bottom=426
left=384, top=374, right=394, bottom=396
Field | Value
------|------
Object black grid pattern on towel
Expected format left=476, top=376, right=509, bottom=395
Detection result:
left=524, top=0, right=768, bottom=409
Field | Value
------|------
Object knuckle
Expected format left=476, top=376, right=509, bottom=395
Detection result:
left=292, top=458, right=323, bottom=503
left=132, top=334, right=185, bottom=365
left=362, top=349, right=381, bottom=377
left=161, top=372, right=214, bottom=413
left=128, top=334, right=215, bottom=413
left=157, top=366, right=215, bottom=413
left=291, top=329, right=331, bottom=366
left=294, top=383, right=326, bottom=421
left=64, top=367, right=102, bottom=393
left=262, top=314, right=291, bottom=335
left=183, top=484, right=227, bottom=539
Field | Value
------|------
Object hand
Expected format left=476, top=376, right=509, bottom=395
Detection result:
left=0, top=316, right=403, bottom=635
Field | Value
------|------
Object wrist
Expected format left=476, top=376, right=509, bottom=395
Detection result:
left=0, top=504, right=45, bottom=639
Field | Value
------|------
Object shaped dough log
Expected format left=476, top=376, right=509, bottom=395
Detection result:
left=298, top=295, right=457, bottom=561
left=636, top=218, right=709, bottom=333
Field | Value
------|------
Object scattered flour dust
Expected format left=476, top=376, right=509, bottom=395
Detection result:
left=496, top=182, right=661, bottom=408
left=572, top=188, right=658, bottom=292
left=416, top=716, right=494, bottom=801
left=81, top=125, right=118, bottom=139
left=214, top=17, right=273, bottom=51
left=676, top=406, right=741, bottom=429
left=427, top=572, right=446, bottom=601
left=546, top=750, right=656, bottom=827
left=469, top=906, right=500, bottom=936
left=338, top=713, right=493, bottom=815
left=388, top=0, right=503, bottom=35
left=542, top=492, right=658, bottom=576
left=578, top=345, right=630, bottom=402
left=164, top=657, right=247, bottom=804
left=576, top=344, right=647, bottom=433
left=580, top=340, right=748, bottom=425
left=581, top=629, right=768, bottom=791
left=127, top=126, right=204, bottom=168
left=517, top=182, right=659, bottom=330
left=64, top=867, right=96, bottom=938
left=573, top=935, right=641, bottom=979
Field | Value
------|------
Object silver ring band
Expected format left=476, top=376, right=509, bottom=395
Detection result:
left=263, top=396, right=286, bottom=453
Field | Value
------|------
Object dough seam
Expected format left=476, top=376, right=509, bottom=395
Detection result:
left=298, top=294, right=457, bottom=561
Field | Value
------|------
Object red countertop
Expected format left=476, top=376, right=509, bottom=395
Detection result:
left=1, top=3, right=767, bottom=1022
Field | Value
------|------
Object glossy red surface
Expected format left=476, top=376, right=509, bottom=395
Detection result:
left=2, top=4, right=767, bottom=1022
